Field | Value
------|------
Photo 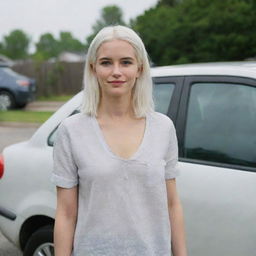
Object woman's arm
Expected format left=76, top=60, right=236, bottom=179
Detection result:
left=54, top=186, right=78, bottom=256
left=166, top=179, right=187, bottom=256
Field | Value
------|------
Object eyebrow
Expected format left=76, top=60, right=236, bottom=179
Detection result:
left=98, top=57, right=110, bottom=61
left=98, top=57, right=135, bottom=61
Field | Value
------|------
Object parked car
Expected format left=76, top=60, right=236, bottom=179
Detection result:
left=0, top=62, right=36, bottom=110
left=0, top=62, right=255, bottom=256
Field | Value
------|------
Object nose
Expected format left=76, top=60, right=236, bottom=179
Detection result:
left=112, top=63, right=122, bottom=77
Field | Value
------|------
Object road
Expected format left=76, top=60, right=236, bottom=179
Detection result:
left=24, top=101, right=65, bottom=112
left=0, top=123, right=40, bottom=256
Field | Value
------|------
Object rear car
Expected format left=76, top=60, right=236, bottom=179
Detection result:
left=0, top=62, right=36, bottom=110
left=0, top=62, right=255, bottom=256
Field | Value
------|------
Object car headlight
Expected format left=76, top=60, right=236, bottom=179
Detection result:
left=16, top=80, right=29, bottom=87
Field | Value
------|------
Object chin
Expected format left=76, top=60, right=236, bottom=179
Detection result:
left=106, top=88, right=132, bottom=97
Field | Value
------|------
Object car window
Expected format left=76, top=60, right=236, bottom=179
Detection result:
left=48, top=109, right=80, bottom=146
left=48, top=127, right=57, bottom=146
left=2, top=67, right=19, bottom=77
left=184, top=82, right=256, bottom=168
left=153, top=83, right=174, bottom=114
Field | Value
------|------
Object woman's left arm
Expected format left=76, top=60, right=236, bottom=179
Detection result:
left=166, top=178, right=187, bottom=256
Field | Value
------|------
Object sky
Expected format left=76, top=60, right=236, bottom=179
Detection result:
left=0, top=0, right=158, bottom=51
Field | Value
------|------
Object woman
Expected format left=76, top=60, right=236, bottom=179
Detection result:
left=51, top=25, right=187, bottom=256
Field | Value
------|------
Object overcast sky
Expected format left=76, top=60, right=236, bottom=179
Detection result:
left=0, top=0, right=158, bottom=48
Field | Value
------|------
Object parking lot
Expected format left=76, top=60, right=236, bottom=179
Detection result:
left=0, top=123, right=40, bottom=256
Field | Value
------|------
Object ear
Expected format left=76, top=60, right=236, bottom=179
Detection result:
left=90, top=63, right=96, bottom=74
left=136, top=65, right=143, bottom=78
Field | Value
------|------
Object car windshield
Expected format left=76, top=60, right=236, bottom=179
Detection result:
left=2, top=67, right=20, bottom=77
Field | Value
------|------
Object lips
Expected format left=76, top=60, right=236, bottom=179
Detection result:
left=108, top=80, right=126, bottom=84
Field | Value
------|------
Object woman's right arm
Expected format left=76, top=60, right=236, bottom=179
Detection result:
left=54, top=186, right=78, bottom=256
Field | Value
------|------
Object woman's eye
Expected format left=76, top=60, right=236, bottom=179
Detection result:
left=100, top=61, right=111, bottom=66
left=122, top=60, right=133, bottom=65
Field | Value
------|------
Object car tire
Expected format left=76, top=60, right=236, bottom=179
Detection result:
left=0, top=91, right=15, bottom=110
left=23, top=225, right=54, bottom=256
left=16, top=102, right=27, bottom=109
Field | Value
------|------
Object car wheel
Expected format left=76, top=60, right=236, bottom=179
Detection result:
left=16, top=102, right=27, bottom=109
left=23, top=225, right=54, bottom=256
left=0, top=91, right=15, bottom=110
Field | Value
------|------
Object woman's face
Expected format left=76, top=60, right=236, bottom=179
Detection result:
left=93, top=39, right=141, bottom=98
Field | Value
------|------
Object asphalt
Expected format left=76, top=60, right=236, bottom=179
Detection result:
left=24, top=101, right=65, bottom=112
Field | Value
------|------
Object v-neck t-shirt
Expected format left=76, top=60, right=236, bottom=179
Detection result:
left=51, top=111, right=180, bottom=256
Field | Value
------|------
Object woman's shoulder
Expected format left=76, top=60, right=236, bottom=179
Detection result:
left=59, top=112, right=91, bottom=131
left=149, top=111, right=174, bottom=128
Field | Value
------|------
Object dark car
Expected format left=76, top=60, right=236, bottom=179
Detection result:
left=0, top=62, right=36, bottom=110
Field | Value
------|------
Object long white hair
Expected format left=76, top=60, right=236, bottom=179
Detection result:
left=80, top=25, right=154, bottom=117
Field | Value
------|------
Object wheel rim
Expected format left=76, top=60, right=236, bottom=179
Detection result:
left=33, top=242, right=54, bottom=256
left=0, top=94, right=12, bottom=110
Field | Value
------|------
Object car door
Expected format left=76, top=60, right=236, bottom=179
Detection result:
left=176, top=76, right=256, bottom=256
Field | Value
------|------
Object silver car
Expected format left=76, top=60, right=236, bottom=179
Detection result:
left=0, top=62, right=255, bottom=256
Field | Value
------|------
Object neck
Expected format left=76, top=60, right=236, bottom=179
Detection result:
left=97, top=94, right=134, bottom=119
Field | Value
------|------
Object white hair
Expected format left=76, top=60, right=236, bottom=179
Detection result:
left=80, top=25, right=154, bottom=117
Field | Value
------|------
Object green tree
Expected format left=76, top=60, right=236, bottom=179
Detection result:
left=157, top=0, right=182, bottom=7
left=34, top=32, right=85, bottom=60
left=1, top=29, right=30, bottom=59
left=132, top=0, right=256, bottom=65
left=85, top=5, right=126, bottom=49
left=0, top=42, right=3, bottom=53
left=34, top=33, right=59, bottom=60
left=58, top=32, right=85, bottom=53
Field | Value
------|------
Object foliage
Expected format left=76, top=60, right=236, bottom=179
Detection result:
left=34, top=33, right=59, bottom=60
left=85, top=5, right=126, bottom=49
left=132, top=0, right=256, bottom=65
left=156, top=0, right=183, bottom=7
left=45, top=62, right=64, bottom=97
left=33, top=32, right=85, bottom=61
left=0, top=30, right=30, bottom=59
left=58, top=32, right=85, bottom=53
left=0, top=5, right=125, bottom=60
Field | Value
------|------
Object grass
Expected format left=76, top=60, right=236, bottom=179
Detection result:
left=0, top=110, right=54, bottom=123
left=0, top=95, right=70, bottom=123
left=37, top=95, right=73, bottom=102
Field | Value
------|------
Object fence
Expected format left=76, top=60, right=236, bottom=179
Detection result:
left=13, top=61, right=85, bottom=98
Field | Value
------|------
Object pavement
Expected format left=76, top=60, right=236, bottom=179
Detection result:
left=0, top=122, right=41, bottom=128
left=24, top=100, right=65, bottom=112
left=0, top=125, right=39, bottom=152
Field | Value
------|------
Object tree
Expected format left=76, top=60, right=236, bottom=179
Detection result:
left=0, top=42, right=3, bottom=53
left=34, top=33, right=59, bottom=60
left=156, top=0, right=182, bottom=7
left=132, top=0, right=256, bottom=65
left=1, top=29, right=30, bottom=59
left=58, top=32, right=85, bottom=53
left=85, top=5, right=126, bottom=49
left=34, top=32, right=85, bottom=60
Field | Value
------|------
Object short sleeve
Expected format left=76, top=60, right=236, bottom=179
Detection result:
left=165, top=121, right=180, bottom=179
left=51, top=122, right=78, bottom=188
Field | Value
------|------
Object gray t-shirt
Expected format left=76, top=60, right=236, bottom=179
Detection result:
left=51, top=111, right=179, bottom=256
